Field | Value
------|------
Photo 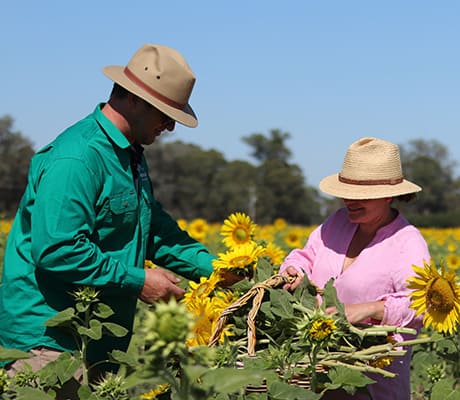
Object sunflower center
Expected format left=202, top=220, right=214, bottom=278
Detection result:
left=233, top=227, right=249, bottom=243
left=427, top=277, right=456, bottom=312
left=230, top=255, right=251, bottom=268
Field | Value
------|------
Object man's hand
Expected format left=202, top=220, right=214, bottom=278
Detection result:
left=281, top=266, right=304, bottom=291
left=139, top=268, right=185, bottom=304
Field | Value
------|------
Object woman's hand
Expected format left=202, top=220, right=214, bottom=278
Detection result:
left=281, top=266, right=304, bottom=291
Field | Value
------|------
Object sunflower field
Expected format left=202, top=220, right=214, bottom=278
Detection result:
left=0, top=214, right=459, bottom=399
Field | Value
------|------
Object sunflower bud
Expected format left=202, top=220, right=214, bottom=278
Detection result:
left=140, top=299, right=195, bottom=358
left=0, top=369, right=10, bottom=394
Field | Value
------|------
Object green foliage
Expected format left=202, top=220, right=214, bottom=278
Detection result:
left=400, top=138, right=460, bottom=219
left=0, top=286, right=130, bottom=399
left=0, top=229, right=8, bottom=279
left=146, top=131, right=322, bottom=224
left=1, top=276, right=459, bottom=398
left=0, top=115, right=35, bottom=216
left=323, top=366, right=375, bottom=394
left=242, top=129, right=292, bottom=164
left=0, top=347, right=32, bottom=363
left=411, top=331, right=460, bottom=399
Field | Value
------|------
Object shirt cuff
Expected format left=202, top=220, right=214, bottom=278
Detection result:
left=121, top=267, right=146, bottom=293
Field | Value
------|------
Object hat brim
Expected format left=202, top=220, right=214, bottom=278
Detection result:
left=319, top=174, right=422, bottom=200
left=102, top=65, right=198, bottom=128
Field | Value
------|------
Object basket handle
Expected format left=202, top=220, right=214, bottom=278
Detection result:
left=208, top=274, right=294, bottom=355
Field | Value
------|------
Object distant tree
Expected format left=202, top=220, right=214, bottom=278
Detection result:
left=208, top=160, right=258, bottom=220
left=144, top=140, right=227, bottom=221
left=400, top=139, right=460, bottom=216
left=255, top=159, right=322, bottom=224
left=0, top=115, right=35, bottom=214
left=243, top=129, right=322, bottom=224
left=242, top=129, right=292, bottom=163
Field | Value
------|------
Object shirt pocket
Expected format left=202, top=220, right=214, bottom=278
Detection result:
left=108, top=190, right=139, bottom=231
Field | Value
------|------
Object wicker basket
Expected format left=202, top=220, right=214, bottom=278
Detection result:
left=208, top=274, right=326, bottom=393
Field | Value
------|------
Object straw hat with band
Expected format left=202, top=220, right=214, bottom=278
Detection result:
left=319, top=137, right=421, bottom=200
left=103, top=44, right=198, bottom=128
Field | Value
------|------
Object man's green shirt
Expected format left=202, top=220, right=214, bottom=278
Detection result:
left=0, top=104, right=214, bottom=368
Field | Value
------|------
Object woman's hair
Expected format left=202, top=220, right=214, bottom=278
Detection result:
left=395, top=193, right=417, bottom=203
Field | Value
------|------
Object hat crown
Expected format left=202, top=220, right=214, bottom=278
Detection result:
left=340, top=137, right=403, bottom=183
left=126, top=44, right=195, bottom=106
left=318, top=136, right=421, bottom=200
left=103, top=43, right=198, bottom=127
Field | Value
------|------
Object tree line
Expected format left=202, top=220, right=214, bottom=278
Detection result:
left=1, top=115, right=459, bottom=226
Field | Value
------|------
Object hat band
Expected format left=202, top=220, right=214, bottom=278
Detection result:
left=338, top=175, right=404, bottom=185
left=123, top=67, right=186, bottom=111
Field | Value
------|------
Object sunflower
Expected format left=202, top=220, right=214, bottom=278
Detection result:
left=177, top=218, right=188, bottom=231
left=407, top=259, right=460, bottom=335
left=261, top=242, right=286, bottom=266
left=140, top=383, right=170, bottom=399
left=183, top=273, right=222, bottom=307
left=446, top=253, right=460, bottom=270
left=144, top=260, right=158, bottom=269
left=370, top=356, right=393, bottom=369
left=220, top=212, right=257, bottom=248
left=212, top=242, right=265, bottom=276
left=186, top=295, right=234, bottom=346
left=297, top=310, right=339, bottom=345
left=284, top=227, right=305, bottom=249
left=307, top=317, right=338, bottom=343
left=273, top=217, right=287, bottom=230
left=188, top=218, right=209, bottom=242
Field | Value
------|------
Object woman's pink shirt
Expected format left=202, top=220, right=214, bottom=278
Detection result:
left=280, top=207, right=430, bottom=400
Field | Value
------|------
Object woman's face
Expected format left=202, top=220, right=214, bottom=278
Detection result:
left=342, top=197, right=392, bottom=225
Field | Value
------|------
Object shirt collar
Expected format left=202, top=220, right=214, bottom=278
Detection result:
left=93, top=103, right=132, bottom=150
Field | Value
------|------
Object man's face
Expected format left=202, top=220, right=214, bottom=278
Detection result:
left=131, top=100, right=175, bottom=145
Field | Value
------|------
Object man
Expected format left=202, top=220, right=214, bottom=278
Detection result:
left=0, top=44, right=215, bottom=378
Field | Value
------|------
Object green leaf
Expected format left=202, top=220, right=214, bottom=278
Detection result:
left=102, top=322, right=129, bottom=337
left=77, top=319, right=102, bottom=340
left=93, top=302, right=115, bottom=319
left=322, top=279, right=345, bottom=316
left=260, top=299, right=275, bottom=320
left=181, top=364, right=210, bottom=383
left=52, top=352, right=81, bottom=385
left=44, top=307, right=75, bottom=327
left=15, top=387, right=55, bottom=400
left=201, top=367, right=267, bottom=394
left=255, top=258, right=274, bottom=282
left=431, top=378, right=460, bottom=400
left=77, top=384, right=95, bottom=400
left=37, top=352, right=80, bottom=386
left=76, top=301, right=90, bottom=313
left=267, top=381, right=322, bottom=399
left=324, top=366, right=374, bottom=394
left=293, top=276, right=319, bottom=310
left=108, top=349, right=138, bottom=368
left=269, top=289, right=293, bottom=318
left=0, top=345, right=32, bottom=362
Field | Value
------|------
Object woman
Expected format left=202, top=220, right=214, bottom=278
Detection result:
left=281, top=137, right=430, bottom=400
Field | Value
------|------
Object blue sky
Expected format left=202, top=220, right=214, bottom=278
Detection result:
left=1, top=1, right=459, bottom=187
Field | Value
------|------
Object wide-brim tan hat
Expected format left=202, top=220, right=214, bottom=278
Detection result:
left=103, top=44, right=198, bottom=128
left=319, top=137, right=422, bottom=200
